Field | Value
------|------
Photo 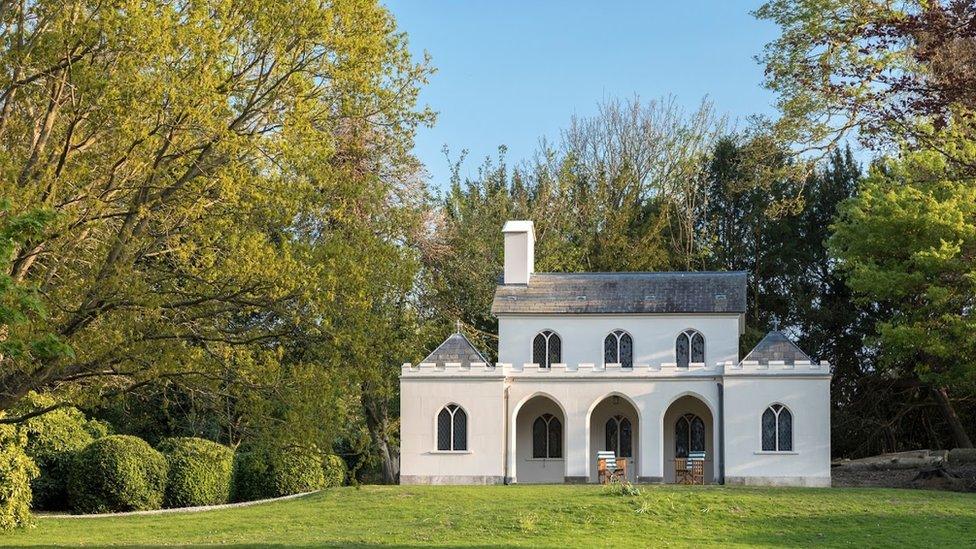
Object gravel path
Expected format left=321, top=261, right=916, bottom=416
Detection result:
left=37, top=491, right=320, bottom=519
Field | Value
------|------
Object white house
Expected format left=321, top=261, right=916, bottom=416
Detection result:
left=400, top=220, right=831, bottom=487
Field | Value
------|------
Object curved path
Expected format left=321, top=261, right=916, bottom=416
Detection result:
left=38, top=490, right=320, bottom=519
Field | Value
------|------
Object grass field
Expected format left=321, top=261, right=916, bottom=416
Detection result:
left=6, top=485, right=976, bottom=547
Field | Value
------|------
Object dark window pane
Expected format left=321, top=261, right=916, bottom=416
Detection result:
left=619, top=333, right=633, bottom=368
left=532, top=416, right=547, bottom=458
left=453, top=407, right=467, bottom=451
left=619, top=417, right=633, bottom=458
left=548, top=334, right=561, bottom=366
left=437, top=408, right=452, bottom=451
left=779, top=408, right=793, bottom=451
left=762, top=408, right=776, bottom=451
left=548, top=417, right=562, bottom=458
left=533, top=333, right=547, bottom=366
left=604, top=334, right=617, bottom=363
left=676, top=334, right=689, bottom=368
left=690, top=416, right=705, bottom=452
left=605, top=418, right=618, bottom=454
left=675, top=416, right=689, bottom=458
left=691, top=332, right=705, bottom=363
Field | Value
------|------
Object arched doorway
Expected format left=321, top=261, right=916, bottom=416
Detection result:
left=663, top=395, right=714, bottom=483
left=588, top=394, right=639, bottom=482
left=514, top=394, right=566, bottom=483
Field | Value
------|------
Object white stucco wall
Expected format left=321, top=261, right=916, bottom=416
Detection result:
left=723, top=376, right=832, bottom=487
left=498, top=314, right=742, bottom=368
left=400, top=377, right=507, bottom=484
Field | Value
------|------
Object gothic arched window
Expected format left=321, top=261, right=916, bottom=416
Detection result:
left=762, top=404, right=793, bottom=452
left=603, top=330, right=634, bottom=368
left=532, top=330, right=561, bottom=368
left=674, top=413, right=705, bottom=458
left=532, top=413, right=562, bottom=458
left=436, top=404, right=467, bottom=451
left=605, top=415, right=633, bottom=458
left=675, top=329, right=705, bottom=368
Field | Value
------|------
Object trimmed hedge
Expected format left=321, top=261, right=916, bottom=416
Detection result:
left=231, top=445, right=325, bottom=502
left=158, top=437, right=233, bottom=508
left=0, top=419, right=38, bottom=531
left=322, top=454, right=346, bottom=487
left=67, top=435, right=168, bottom=514
left=15, top=392, right=108, bottom=510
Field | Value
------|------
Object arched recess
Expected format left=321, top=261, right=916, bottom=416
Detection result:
left=512, top=392, right=567, bottom=483
left=661, top=393, right=716, bottom=483
left=586, top=392, right=641, bottom=483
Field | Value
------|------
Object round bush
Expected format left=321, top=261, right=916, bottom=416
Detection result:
left=67, top=435, right=167, bottom=514
left=231, top=445, right=325, bottom=502
left=322, top=454, right=346, bottom=487
left=157, top=437, right=233, bottom=508
left=14, top=392, right=107, bottom=510
left=0, top=418, right=39, bottom=530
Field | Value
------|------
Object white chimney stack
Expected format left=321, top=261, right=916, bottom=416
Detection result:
left=502, top=220, right=534, bottom=285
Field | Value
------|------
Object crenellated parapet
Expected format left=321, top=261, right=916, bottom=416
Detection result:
left=401, top=359, right=832, bottom=378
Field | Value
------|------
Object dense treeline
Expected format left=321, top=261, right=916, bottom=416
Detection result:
left=0, top=0, right=974, bottom=527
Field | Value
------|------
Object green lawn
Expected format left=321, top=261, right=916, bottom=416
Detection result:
left=6, top=485, right=976, bottom=548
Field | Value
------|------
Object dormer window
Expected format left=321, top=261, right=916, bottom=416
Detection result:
left=604, top=330, right=633, bottom=368
left=532, top=330, right=561, bottom=368
left=676, top=329, right=705, bottom=368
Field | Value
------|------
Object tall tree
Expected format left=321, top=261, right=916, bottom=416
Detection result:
left=829, top=148, right=976, bottom=448
left=0, top=0, right=432, bottom=420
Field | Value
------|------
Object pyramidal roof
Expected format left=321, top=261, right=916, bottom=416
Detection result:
left=742, top=331, right=814, bottom=365
left=421, top=332, right=488, bottom=367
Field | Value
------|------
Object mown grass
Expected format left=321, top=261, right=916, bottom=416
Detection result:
left=6, top=484, right=976, bottom=547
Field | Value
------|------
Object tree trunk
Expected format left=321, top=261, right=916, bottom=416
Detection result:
left=931, top=386, right=973, bottom=449
left=360, top=385, right=400, bottom=484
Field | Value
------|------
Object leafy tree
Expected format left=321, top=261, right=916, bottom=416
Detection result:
left=0, top=0, right=432, bottom=433
left=756, top=0, right=976, bottom=166
left=829, top=147, right=976, bottom=448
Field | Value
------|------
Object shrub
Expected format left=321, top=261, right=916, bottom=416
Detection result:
left=13, top=392, right=108, bottom=510
left=322, top=454, right=346, bottom=487
left=157, top=437, right=233, bottom=508
left=231, top=445, right=325, bottom=502
left=67, top=435, right=167, bottom=514
left=0, top=418, right=39, bottom=531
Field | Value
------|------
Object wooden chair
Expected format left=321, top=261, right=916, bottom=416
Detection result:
left=674, top=451, right=706, bottom=485
left=597, top=451, right=617, bottom=484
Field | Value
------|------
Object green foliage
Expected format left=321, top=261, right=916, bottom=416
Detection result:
left=830, top=149, right=976, bottom=388
left=157, top=437, right=233, bottom=508
left=67, top=435, right=167, bottom=514
left=231, top=446, right=325, bottom=502
left=0, top=417, right=38, bottom=531
left=12, top=392, right=108, bottom=510
left=322, top=454, right=346, bottom=488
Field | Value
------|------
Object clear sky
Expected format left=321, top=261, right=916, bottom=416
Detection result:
left=383, top=1, right=780, bottom=189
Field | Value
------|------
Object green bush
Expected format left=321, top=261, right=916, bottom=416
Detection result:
left=0, top=418, right=39, bottom=531
left=13, top=392, right=108, bottom=510
left=322, top=454, right=346, bottom=487
left=67, top=435, right=167, bottom=514
left=157, top=437, right=233, bottom=508
left=231, top=445, right=325, bottom=502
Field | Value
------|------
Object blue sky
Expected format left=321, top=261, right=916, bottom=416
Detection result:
left=384, top=1, right=780, bottom=189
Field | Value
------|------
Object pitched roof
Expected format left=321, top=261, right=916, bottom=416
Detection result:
left=420, top=332, right=488, bottom=367
left=742, top=331, right=814, bottom=364
left=490, top=271, right=747, bottom=315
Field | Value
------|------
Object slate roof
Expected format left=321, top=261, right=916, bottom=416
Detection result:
left=420, top=332, right=488, bottom=367
left=490, top=271, right=747, bottom=315
left=742, top=331, right=814, bottom=365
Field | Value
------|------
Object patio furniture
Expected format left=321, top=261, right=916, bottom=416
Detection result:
left=597, top=451, right=624, bottom=484
left=674, top=451, right=706, bottom=485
